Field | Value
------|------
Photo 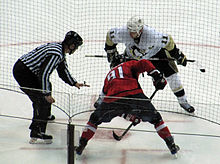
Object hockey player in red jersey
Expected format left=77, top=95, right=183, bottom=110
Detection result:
left=75, top=56, right=180, bottom=156
left=104, top=16, right=194, bottom=113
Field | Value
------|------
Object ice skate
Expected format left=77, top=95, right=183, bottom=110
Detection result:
left=179, top=101, right=195, bottom=113
left=165, top=136, right=180, bottom=156
left=29, top=131, right=53, bottom=144
left=167, top=142, right=180, bottom=155
left=75, top=138, right=88, bottom=155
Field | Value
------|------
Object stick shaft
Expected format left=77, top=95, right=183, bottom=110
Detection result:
left=149, top=89, right=158, bottom=100
left=120, top=123, right=133, bottom=138
left=112, top=89, right=158, bottom=141
left=85, top=55, right=195, bottom=62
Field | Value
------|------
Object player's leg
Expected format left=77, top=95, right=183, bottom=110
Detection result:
left=166, top=73, right=194, bottom=113
left=133, top=93, right=180, bottom=155
left=19, top=83, right=53, bottom=143
left=28, top=96, right=53, bottom=144
left=75, top=111, right=101, bottom=155
left=13, top=60, right=52, bottom=143
left=76, top=102, right=122, bottom=155
left=147, top=111, right=180, bottom=155
left=151, top=50, right=195, bottom=113
left=151, top=113, right=180, bottom=154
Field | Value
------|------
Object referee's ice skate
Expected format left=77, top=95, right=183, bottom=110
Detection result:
left=29, top=130, right=53, bottom=144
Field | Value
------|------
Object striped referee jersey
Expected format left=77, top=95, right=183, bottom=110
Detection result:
left=19, top=42, right=77, bottom=94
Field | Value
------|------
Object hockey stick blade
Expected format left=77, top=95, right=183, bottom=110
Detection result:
left=112, top=123, right=133, bottom=141
left=112, top=89, right=158, bottom=141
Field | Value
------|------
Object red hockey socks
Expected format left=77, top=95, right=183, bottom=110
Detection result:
left=155, top=120, right=171, bottom=139
left=81, top=122, right=97, bottom=141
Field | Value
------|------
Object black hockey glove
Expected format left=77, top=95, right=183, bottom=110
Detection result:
left=121, top=114, right=141, bottom=126
left=148, top=70, right=167, bottom=90
left=105, top=43, right=119, bottom=63
left=107, top=50, right=119, bottom=63
left=169, top=45, right=187, bottom=66
left=176, top=52, right=187, bottom=66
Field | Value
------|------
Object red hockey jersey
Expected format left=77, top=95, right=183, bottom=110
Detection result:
left=103, top=59, right=156, bottom=103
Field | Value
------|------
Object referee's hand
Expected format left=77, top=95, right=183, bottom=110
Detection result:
left=75, top=82, right=90, bottom=89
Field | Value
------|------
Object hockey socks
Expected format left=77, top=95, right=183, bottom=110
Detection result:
left=81, top=122, right=97, bottom=141
left=155, top=120, right=171, bottom=139
left=76, top=122, right=97, bottom=155
left=155, top=120, right=180, bottom=155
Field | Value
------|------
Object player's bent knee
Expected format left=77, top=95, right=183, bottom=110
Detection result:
left=89, top=112, right=101, bottom=125
left=149, top=112, right=162, bottom=125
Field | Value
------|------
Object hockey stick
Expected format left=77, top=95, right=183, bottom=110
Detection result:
left=85, top=54, right=195, bottom=62
left=112, top=89, right=158, bottom=141
left=150, top=58, right=205, bottom=72
left=85, top=55, right=107, bottom=58
left=85, top=55, right=205, bottom=72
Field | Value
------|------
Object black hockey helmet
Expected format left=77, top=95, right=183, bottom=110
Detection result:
left=62, top=31, right=83, bottom=48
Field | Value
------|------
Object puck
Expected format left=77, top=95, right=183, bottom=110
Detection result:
left=200, top=69, right=205, bottom=72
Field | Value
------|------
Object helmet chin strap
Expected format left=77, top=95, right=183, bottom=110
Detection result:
left=69, top=50, right=73, bottom=55
left=68, top=45, right=77, bottom=55
left=69, top=49, right=77, bottom=55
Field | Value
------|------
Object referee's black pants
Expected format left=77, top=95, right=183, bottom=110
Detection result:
left=13, top=59, right=51, bottom=134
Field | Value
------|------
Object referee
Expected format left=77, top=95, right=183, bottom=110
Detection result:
left=13, top=31, right=90, bottom=144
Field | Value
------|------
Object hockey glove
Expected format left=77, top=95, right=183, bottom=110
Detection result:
left=176, top=52, right=187, bottom=66
left=107, top=50, right=119, bottom=63
left=121, top=114, right=141, bottom=126
left=105, top=43, right=119, bottom=63
left=148, top=70, right=167, bottom=90
left=168, top=45, right=187, bottom=66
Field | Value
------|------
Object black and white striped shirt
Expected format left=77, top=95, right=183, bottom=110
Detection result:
left=20, top=42, right=77, bottom=94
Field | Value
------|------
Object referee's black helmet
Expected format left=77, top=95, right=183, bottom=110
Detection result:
left=62, top=31, right=83, bottom=48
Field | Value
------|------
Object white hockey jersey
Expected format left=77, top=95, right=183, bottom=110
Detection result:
left=107, top=25, right=171, bottom=59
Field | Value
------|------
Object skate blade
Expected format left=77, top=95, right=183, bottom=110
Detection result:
left=172, top=153, right=178, bottom=159
left=75, top=153, right=83, bottom=160
left=29, top=138, right=53, bottom=144
left=171, top=146, right=180, bottom=159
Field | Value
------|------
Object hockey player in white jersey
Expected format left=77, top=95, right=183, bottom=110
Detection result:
left=104, top=16, right=194, bottom=113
